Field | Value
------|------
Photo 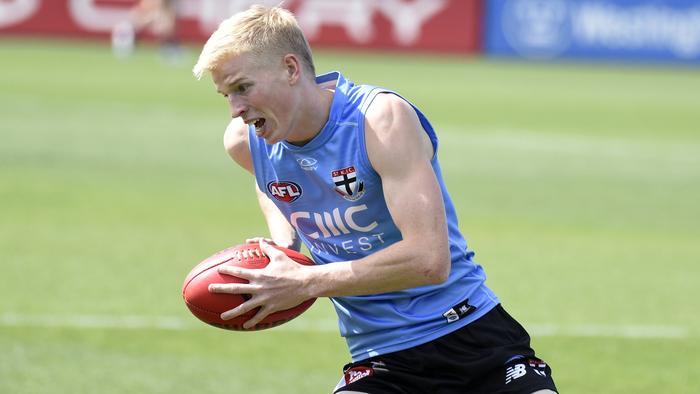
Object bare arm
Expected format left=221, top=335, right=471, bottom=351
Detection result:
left=223, top=117, right=254, bottom=174
left=303, top=93, right=450, bottom=297
left=254, top=185, right=301, bottom=251
left=224, top=118, right=300, bottom=250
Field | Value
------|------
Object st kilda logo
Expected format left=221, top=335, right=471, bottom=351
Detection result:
left=332, top=166, right=365, bottom=201
left=267, top=181, right=302, bottom=203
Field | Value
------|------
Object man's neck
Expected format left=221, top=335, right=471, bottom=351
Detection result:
left=286, top=84, right=335, bottom=146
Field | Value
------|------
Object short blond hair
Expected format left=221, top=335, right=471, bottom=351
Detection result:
left=193, top=5, right=315, bottom=79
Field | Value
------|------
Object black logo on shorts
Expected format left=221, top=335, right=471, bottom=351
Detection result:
left=443, top=299, right=476, bottom=323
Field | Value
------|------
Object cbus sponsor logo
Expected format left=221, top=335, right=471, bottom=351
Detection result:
left=267, top=181, right=302, bottom=203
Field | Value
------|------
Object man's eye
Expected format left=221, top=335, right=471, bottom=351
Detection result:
left=235, top=84, right=249, bottom=94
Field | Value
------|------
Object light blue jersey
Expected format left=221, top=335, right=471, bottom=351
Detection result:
left=248, top=71, right=499, bottom=361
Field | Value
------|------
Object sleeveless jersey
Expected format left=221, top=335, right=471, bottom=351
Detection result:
left=248, top=71, right=499, bottom=361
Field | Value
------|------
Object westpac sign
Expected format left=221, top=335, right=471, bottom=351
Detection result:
left=485, top=0, right=700, bottom=64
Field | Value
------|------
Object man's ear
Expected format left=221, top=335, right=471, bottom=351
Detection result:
left=283, top=54, right=301, bottom=85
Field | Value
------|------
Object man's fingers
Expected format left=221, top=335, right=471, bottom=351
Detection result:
left=220, top=300, right=260, bottom=321
left=218, top=265, right=254, bottom=279
left=258, top=238, right=284, bottom=259
left=215, top=240, right=289, bottom=327
left=242, top=305, right=273, bottom=329
left=245, top=237, right=275, bottom=245
left=208, top=282, right=258, bottom=294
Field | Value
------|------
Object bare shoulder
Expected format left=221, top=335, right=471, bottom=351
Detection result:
left=364, top=93, right=434, bottom=173
left=364, top=93, right=412, bottom=141
left=223, top=117, right=253, bottom=174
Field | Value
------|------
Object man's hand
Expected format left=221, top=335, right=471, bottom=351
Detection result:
left=208, top=239, right=313, bottom=329
left=245, top=236, right=282, bottom=247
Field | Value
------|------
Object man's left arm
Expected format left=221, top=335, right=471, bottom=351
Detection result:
left=210, top=93, right=452, bottom=328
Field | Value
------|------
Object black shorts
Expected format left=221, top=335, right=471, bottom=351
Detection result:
left=334, top=304, right=557, bottom=394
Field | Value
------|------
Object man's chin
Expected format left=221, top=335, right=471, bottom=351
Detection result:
left=263, top=134, right=281, bottom=145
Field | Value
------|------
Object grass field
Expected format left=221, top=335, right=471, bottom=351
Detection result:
left=1, top=38, right=699, bottom=393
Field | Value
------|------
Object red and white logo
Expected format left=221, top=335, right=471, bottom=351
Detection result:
left=332, top=166, right=365, bottom=201
left=267, top=181, right=302, bottom=203
left=344, top=366, right=374, bottom=385
left=528, top=358, right=547, bottom=369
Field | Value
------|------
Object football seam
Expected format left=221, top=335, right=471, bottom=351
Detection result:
left=184, top=299, right=254, bottom=318
left=183, top=256, right=236, bottom=291
left=211, top=316, right=294, bottom=330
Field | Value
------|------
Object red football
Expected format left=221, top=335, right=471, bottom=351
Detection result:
left=182, top=243, right=317, bottom=331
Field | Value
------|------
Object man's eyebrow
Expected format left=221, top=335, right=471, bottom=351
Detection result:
left=225, top=76, right=246, bottom=86
left=217, top=77, right=246, bottom=95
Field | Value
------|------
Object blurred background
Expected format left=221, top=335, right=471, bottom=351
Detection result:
left=1, top=1, right=699, bottom=393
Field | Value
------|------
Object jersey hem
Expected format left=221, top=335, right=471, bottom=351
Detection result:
left=349, top=299, right=499, bottom=362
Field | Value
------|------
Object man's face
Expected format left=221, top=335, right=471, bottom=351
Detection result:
left=211, top=52, right=295, bottom=144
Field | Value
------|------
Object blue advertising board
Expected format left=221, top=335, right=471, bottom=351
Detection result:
left=484, top=0, right=700, bottom=63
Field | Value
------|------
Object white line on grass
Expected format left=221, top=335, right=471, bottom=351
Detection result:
left=527, top=323, right=690, bottom=339
left=0, top=313, right=691, bottom=338
left=0, top=313, right=191, bottom=331
left=438, top=126, right=700, bottom=163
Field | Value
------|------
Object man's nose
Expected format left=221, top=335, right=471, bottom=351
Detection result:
left=228, top=95, right=247, bottom=118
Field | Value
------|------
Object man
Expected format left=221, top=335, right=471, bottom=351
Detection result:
left=193, top=5, right=557, bottom=394
left=111, top=0, right=180, bottom=60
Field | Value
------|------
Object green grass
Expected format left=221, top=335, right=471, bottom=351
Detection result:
left=1, top=38, right=699, bottom=393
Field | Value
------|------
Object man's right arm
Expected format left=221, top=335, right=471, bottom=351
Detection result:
left=223, top=117, right=254, bottom=174
left=223, top=119, right=300, bottom=250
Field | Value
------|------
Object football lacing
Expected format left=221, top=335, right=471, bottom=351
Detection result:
left=236, top=247, right=263, bottom=260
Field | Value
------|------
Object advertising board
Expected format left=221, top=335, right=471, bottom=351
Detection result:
left=484, top=0, right=700, bottom=63
left=0, top=0, right=482, bottom=54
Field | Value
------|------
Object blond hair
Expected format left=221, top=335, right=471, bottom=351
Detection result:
left=193, top=5, right=315, bottom=79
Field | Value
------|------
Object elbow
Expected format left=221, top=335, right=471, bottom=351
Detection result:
left=419, top=248, right=451, bottom=285
left=430, top=258, right=451, bottom=285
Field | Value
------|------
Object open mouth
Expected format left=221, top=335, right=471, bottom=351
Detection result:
left=252, top=118, right=265, bottom=132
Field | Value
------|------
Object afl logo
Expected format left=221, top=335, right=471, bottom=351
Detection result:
left=267, top=181, right=303, bottom=203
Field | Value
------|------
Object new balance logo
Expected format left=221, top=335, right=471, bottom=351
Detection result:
left=505, top=364, right=527, bottom=384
